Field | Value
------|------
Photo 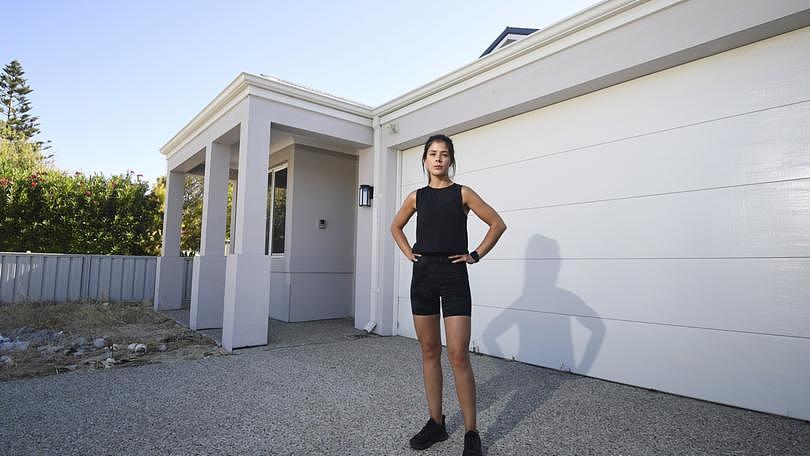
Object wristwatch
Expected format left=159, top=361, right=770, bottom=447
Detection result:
left=469, top=250, right=480, bottom=263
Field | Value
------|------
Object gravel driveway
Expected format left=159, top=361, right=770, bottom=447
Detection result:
left=2, top=318, right=808, bottom=455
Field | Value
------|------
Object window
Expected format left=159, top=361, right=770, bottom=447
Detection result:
left=265, top=165, right=288, bottom=255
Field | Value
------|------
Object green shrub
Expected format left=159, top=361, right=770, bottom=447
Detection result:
left=0, top=140, right=162, bottom=255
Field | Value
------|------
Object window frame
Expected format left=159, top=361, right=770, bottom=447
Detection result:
left=265, top=163, right=288, bottom=256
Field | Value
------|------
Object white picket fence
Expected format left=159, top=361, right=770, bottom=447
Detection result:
left=0, top=253, right=194, bottom=305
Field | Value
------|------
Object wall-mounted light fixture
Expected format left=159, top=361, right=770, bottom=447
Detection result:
left=359, top=184, right=374, bottom=207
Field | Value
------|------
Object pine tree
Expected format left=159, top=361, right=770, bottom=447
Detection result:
left=0, top=60, right=40, bottom=142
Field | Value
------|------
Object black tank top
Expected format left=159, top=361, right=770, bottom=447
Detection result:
left=412, top=183, right=468, bottom=255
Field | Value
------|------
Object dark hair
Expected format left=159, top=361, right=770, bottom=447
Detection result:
left=422, top=134, right=456, bottom=180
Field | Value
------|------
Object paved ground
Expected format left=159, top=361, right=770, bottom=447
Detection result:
left=1, top=317, right=808, bottom=456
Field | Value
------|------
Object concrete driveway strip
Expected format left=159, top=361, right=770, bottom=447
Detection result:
left=1, top=320, right=808, bottom=456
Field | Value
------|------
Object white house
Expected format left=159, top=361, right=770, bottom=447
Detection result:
left=155, top=0, right=810, bottom=420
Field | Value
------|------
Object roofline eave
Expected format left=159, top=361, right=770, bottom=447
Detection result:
left=160, top=73, right=374, bottom=158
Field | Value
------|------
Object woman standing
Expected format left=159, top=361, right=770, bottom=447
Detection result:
left=390, top=134, right=507, bottom=455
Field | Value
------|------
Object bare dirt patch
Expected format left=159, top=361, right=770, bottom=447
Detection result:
left=0, top=300, right=227, bottom=381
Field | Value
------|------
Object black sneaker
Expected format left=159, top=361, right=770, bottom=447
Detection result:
left=462, top=430, right=483, bottom=456
left=409, top=415, right=448, bottom=450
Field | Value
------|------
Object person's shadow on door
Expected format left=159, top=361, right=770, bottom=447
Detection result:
left=447, top=234, right=605, bottom=449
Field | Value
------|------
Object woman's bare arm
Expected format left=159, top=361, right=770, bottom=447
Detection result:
left=390, top=191, right=420, bottom=262
left=452, top=185, right=507, bottom=263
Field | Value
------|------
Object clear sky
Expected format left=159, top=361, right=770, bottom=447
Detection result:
left=3, top=0, right=596, bottom=185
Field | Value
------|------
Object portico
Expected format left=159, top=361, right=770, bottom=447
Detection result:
left=154, top=74, right=374, bottom=351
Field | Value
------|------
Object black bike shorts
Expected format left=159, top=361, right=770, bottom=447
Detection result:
left=410, top=254, right=472, bottom=317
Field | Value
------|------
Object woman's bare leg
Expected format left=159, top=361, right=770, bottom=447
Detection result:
left=413, top=314, right=443, bottom=422
left=444, top=315, right=477, bottom=432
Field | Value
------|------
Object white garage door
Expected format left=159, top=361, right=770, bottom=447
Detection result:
left=394, top=26, right=810, bottom=419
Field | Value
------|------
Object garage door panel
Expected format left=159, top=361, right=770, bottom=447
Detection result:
left=401, top=146, right=425, bottom=185
left=402, top=101, right=810, bottom=219
left=471, top=179, right=810, bottom=259
left=397, top=298, right=416, bottom=339
left=451, top=102, right=810, bottom=213
left=471, top=305, right=810, bottom=420
left=398, top=180, right=423, bottom=204
left=397, top=259, right=410, bottom=299
left=466, top=258, right=810, bottom=338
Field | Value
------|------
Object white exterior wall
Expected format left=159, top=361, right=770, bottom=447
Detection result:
left=394, top=27, right=810, bottom=419
left=353, top=146, right=375, bottom=329
left=288, top=145, right=357, bottom=321
left=267, top=144, right=358, bottom=322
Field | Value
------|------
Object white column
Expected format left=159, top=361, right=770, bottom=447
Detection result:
left=354, top=146, right=374, bottom=331
left=222, top=101, right=272, bottom=351
left=369, top=121, right=398, bottom=335
left=154, top=168, right=185, bottom=310
left=190, top=141, right=230, bottom=329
